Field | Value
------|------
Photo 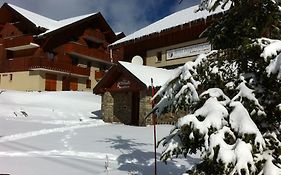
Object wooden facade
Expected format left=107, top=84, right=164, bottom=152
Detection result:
left=0, top=3, right=123, bottom=91
left=109, top=8, right=224, bottom=68
left=114, top=21, right=212, bottom=63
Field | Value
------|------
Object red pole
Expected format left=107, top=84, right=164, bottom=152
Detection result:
left=151, top=78, right=157, bottom=175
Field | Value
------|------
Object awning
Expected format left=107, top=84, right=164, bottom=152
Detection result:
left=6, top=43, right=39, bottom=51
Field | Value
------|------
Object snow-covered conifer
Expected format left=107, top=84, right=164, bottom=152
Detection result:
left=156, top=0, right=281, bottom=174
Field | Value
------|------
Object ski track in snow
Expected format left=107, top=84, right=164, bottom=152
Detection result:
left=0, top=150, right=117, bottom=160
left=0, top=120, right=106, bottom=143
left=0, top=120, right=114, bottom=160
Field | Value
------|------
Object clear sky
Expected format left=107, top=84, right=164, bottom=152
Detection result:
left=0, top=0, right=199, bottom=35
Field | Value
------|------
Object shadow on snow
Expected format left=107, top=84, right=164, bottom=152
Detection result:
left=103, top=135, right=198, bottom=175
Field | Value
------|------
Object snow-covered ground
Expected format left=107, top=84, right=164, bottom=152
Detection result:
left=0, top=90, right=198, bottom=175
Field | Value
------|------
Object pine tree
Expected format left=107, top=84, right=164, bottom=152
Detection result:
left=155, top=0, right=281, bottom=174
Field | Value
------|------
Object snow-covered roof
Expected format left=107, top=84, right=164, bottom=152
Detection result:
left=40, top=13, right=97, bottom=36
left=7, top=3, right=97, bottom=36
left=119, top=61, right=177, bottom=87
left=115, top=32, right=123, bottom=36
left=8, top=4, right=58, bottom=30
left=110, top=5, right=228, bottom=47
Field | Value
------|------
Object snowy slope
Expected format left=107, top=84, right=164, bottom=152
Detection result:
left=0, top=90, right=196, bottom=175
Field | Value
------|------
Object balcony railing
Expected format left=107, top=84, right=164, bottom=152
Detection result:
left=3, top=35, right=34, bottom=48
left=0, top=56, right=90, bottom=76
left=63, top=42, right=111, bottom=62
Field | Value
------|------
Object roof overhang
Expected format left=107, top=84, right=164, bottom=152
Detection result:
left=109, top=9, right=227, bottom=49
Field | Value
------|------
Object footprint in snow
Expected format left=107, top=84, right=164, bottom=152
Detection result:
left=61, top=130, right=75, bottom=150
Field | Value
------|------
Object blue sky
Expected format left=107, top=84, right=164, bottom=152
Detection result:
left=0, top=0, right=199, bottom=35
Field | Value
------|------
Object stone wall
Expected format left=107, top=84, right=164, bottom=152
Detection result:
left=139, top=90, right=185, bottom=125
left=101, top=91, right=133, bottom=125
left=101, top=90, right=186, bottom=126
left=112, top=92, right=132, bottom=125
left=139, top=90, right=152, bottom=125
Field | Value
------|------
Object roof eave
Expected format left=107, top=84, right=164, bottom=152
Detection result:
left=109, top=12, right=224, bottom=49
left=3, top=3, right=38, bottom=30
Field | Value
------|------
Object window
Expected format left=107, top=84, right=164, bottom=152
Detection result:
left=7, top=50, right=13, bottom=59
left=86, top=79, right=91, bottom=89
left=71, top=36, right=79, bottom=42
left=9, top=74, right=13, bottom=81
left=156, top=52, right=162, bottom=62
left=87, top=61, right=92, bottom=68
left=71, top=57, right=79, bottom=65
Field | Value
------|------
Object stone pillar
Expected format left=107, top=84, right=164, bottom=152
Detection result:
left=139, top=90, right=153, bottom=125
left=101, top=91, right=114, bottom=122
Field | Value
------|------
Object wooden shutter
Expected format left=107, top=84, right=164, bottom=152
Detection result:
left=70, top=77, right=78, bottom=91
left=45, top=73, right=57, bottom=91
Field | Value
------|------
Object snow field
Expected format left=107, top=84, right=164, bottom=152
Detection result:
left=0, top=90, right=196, bottom=175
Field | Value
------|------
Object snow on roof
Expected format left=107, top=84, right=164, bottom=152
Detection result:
left=8, top=4, right=58, bottom=30
left=119, top=61, right=177, bottom=87
left=110, top=5, right=228, bottom=46
left=115, top=32, right=123, bottom=35
left=39, top=13, right=97, bottom=36
left=7, top=3, right=97, bottom=36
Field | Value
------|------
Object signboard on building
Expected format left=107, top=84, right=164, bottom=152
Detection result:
left=166, top=43, right=211, bottom=60
left=117, top=79, right=131, bottom=89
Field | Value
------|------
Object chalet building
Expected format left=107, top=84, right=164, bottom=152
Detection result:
left=93, top=61, right=177, bottom=125
left=109, top=5, right=228, bottom=69
left=94, top=5, right=228, bottom=125
left=0, top=3, right=123, bottom=91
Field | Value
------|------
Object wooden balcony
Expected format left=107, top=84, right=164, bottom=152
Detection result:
left=63, top=42, right=111, bottom=62
left=0, top=56, right=90, bottom=76
left=3, top=35, right=34, bottom=48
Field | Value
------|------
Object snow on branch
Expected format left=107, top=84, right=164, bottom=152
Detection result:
left=266, top=54, right=281, bottom=79
left=197, top=0, right=230, bottom=11
left=256, top=38, right=281, bottom=79
left=153, top=52, right=216, bottom=116
left=209, top=129, right=257, bottom=175
left=229, top=101, right=265, bottom=152
left=232, top=80, right=263, bottom=110
left=261, top=156, right=281, bottom=175
left=177, top=96, right=229, bottom=135
left=160, top=132, right=183, bottom=161
left=229, top=139, right=256, bottom=175
left=257, top=38, right=281, bottom=60
left=208, top=127, right=236, bottom=163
